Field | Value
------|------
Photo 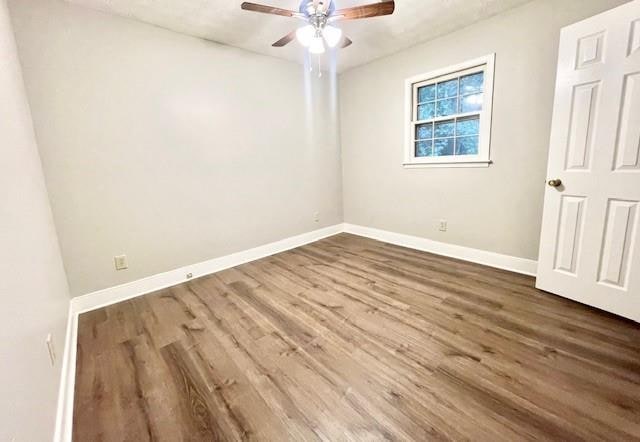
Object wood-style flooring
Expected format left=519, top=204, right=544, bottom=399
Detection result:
left=73, top=234, right=640, bottom=441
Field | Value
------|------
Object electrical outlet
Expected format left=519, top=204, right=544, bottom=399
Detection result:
left=439, top=219, right=448, bottom=232
left=46, top=333, right=56, bottom=367
left=114, top=254, right=128, bottom=270
left=314, top=211, right=320, bottom=223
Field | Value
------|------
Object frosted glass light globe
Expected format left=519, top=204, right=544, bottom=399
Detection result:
left=296, top=25, right=315, bottom=47
left=323, top=25, right=343, bottom=48
left=309, top=36, right=326, bottom=54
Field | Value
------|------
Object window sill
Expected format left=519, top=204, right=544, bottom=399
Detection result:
left=403, top=160, right=492, bottom=169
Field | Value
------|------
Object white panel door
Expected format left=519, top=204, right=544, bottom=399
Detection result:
left=537, top=0, right=640, bottom=322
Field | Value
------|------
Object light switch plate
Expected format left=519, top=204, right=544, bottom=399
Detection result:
left=114, top=254, right=128, bottom=270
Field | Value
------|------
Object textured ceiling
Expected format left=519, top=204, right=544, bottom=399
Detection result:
left=64, top=0, right=533, bottom=72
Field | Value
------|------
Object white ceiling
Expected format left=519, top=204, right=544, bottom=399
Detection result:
left=65, top=0, right=533, bottom=72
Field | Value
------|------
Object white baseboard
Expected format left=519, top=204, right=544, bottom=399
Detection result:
left=53, top=304, right=78, bottom=442
left=55, top=221, right=537, bottom=441
left=72, top=223, right=343, bottom=314
left=343, top=223, right=538, bottom=276
left=69, top=223, right=537, bottom=316
left=55, top=223, right=342, bottom=442
left=71, top=222, right=537, bottom=317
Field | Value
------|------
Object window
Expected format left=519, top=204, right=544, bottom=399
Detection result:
left=404, top=54, right=495, bottom=168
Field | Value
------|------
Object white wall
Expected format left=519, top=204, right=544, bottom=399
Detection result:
left=339, top=0, right=629, bottom=261
left=8, top=0, right=343, bottom=297
left=0, top=0, right=71, bottom=440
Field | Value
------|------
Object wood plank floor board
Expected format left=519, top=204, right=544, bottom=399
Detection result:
left=73, top=233, right=640, bottom=441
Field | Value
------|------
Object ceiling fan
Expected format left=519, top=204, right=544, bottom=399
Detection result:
left=240, top=0, right=395, bottom=54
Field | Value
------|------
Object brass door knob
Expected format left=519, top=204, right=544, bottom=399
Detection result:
left=548, top=179, right=562, bottom=187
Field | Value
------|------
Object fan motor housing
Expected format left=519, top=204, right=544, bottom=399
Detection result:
left=299, top=0, right=336, bottom=17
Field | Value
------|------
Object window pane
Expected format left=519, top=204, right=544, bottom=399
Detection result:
left=436, top=98, right=458, bottom=117
left=434, top=120, right=455, bottom=138
left=434, top=138, right=454, bottom=156
left=417, top=102, right=435, bottom=120
left=460, top=93, right=483, bottom=113
left=418, top=85, right=435, bottom=103
left=437, top=79, right=458, bottom=99
left=456, top=116, right=480, bottom=136
left=460, top=72, right=484, bottom=95
left=415, top=123, right=433, bottom=140
left=415, top=140, right=432, bottom=157
left=456, top=136, right=479, bottom=155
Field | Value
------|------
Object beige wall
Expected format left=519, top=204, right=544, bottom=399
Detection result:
left=339, top=0, right=628, bottom=261
left=0, top=0, right=70, bottom=440
left=9, top=0, right=343, bottom=296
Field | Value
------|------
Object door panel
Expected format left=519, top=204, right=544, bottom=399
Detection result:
left=576, top=32, right=606, bottom=69
left=566, top=81, right=599, bottom=170
left=554, top=196, right=587, bottom=274
left=615, top=73, right=640, bottom=170
left=598, top=199, right=638, bottom=288
left=537, top=0, right=640, bottom=322
left=630, top=19, right=640, bottom=55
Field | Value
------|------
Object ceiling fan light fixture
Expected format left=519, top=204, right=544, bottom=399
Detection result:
left=242, top=1, right=397, bottom=53
left=322, top=25, right=342, bottom=48
left=296, top=24, right=315, bottom=47
left=309, top=35, right=326, bottom=54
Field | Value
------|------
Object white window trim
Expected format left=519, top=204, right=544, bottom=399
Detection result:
left=403, top=54, right=495, bottom=168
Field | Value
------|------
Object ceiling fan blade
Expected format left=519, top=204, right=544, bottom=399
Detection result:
left=272, top=30, right=297, bottom=47
left=332, top=0, right=395, bottom=21
left=341, top=36, right=353, bottom=48
left=241, top=2, right=297, bottom=18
